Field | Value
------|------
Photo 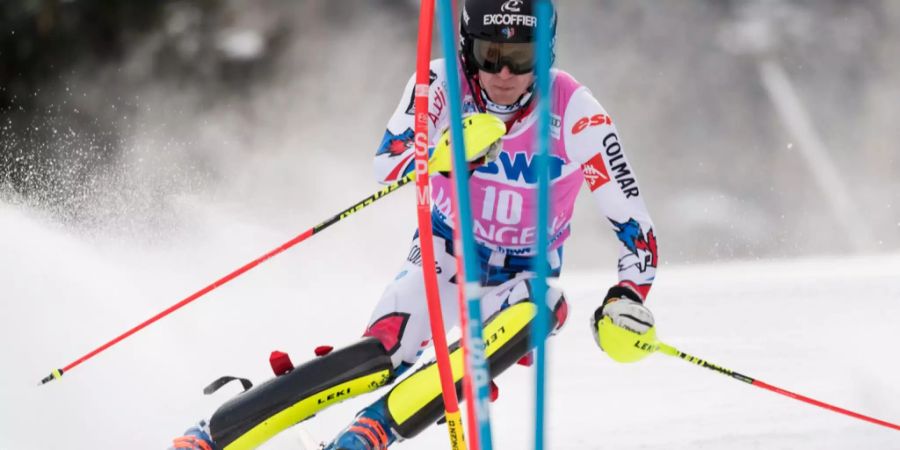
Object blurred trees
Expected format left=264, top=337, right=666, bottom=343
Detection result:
left=564, top=0, right=900, bottom=259
left=1, top=0, right=167, bottom=108
left=1, top=0, right=897, bottom=259
left=1, top=1, right=170, bottom=218
left=0, top=0, right=283, bottom=218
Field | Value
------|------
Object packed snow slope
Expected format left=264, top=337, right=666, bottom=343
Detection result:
left=1, top=199, right=898, bottom=449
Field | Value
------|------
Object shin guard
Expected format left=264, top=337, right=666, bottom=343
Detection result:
left=383, top=301, right=553, bottom=439
left=208, top=338, right=394, bottom=450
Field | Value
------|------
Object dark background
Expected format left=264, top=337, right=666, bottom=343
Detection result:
left=2, top=0, right=898, bottom=265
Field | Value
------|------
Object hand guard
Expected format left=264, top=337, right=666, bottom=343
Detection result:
left=592, top=286, right=657, bottom=363
left=428, top=113, right=505, bottom=175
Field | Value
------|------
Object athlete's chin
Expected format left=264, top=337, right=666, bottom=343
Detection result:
left=485, top=88, right=523, bottom=106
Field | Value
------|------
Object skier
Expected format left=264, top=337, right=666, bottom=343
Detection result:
left=172, top=0, right=658, bottom=449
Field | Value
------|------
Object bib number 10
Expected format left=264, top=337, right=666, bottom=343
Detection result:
left=481, top=186, right=523, bottom=225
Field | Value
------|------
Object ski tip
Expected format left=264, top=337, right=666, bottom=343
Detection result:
left=38, top=368, right=64, bottom=386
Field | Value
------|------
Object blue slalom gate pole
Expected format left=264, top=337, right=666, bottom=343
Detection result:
left=436, top=1, right=494, bottom=449
left=531, top=1, right=554, bottom=449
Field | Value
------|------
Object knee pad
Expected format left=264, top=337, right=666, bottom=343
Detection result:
left=364, top=312, right=418, bottom=368
left=550, top=288, right=569, bottom=332
left=381, top=300, right=557, bottom=440
left=504, top=278, right=569, bottom=333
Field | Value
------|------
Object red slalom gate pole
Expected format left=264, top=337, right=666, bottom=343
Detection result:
left=411, top=0, right=468, bottom=448
left=656, top=341, right=900, bottom=432
left=38, top=172, right=415, bottom=386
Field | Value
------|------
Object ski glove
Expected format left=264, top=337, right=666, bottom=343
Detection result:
left=592, top=285, right=657, bottom=363
left=428, top=113, right=506, bottom=175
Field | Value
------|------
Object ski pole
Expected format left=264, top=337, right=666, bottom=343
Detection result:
left=651, top=339, right=900, bottom=432
left=38, top=171, right=416, bottom=386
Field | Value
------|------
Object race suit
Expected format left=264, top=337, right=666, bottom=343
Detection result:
left=367, top=59, right=658, bottom=370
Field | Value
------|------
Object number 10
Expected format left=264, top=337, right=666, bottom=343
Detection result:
left=481, top=186, right=523, bottom=225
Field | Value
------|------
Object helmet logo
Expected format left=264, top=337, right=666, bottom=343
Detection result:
left=501, top=0, right=524, bottom=13
left=483, top=14, right=536, bottom=27
left=501, top=27, right=516, bottom=39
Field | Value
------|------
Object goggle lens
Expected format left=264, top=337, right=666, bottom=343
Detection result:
left=471, top=39, right=535, bottom=75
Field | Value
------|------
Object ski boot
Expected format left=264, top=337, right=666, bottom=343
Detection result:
left=171, top=420, right=217, bottom=450
left=324, top=398, right=396, bottom=450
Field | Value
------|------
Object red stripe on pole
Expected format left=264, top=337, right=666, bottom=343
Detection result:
left=45, top=174, right=415, bottom=385
left=751, top=380, right=900, bottom=431
left=62, top=228, right=315, bottom=373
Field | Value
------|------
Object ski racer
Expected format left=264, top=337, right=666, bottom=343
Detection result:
left=172, top=0, right=659, bottom=449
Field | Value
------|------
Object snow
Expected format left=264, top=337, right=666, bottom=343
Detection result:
left=1, top=199, right=898, bottom=449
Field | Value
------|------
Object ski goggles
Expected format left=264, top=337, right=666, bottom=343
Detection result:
left=470, top=39, right=535, bottom=75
